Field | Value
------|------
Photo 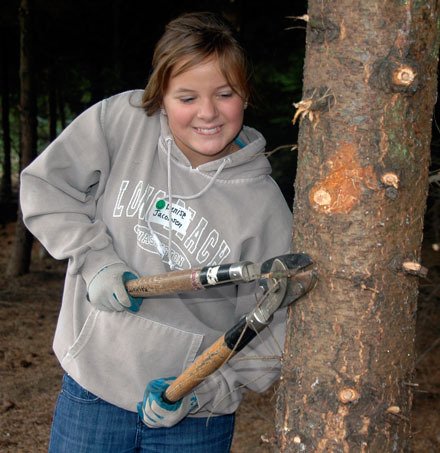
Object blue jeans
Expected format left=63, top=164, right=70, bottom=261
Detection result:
left=48, top=374, right=235, bottom=453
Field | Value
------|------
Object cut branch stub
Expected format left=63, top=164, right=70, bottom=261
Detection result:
left=381, top=172, right=400, bottom=189
left=370, top=57, right=418, bottom=94
left=392, top=66, right=416, bottom=87
left=386, top=406, right=401, bottom=415
left=402, top=261, right=428, bottom=278
left=309, top=143, right=376, bottom=214
left=338, top=388, right=360, bottom=404
left=292, top=86, right=335, bottom=124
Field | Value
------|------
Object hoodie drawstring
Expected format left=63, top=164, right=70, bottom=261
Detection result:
left=149, top=138, right=230, bottom=269
left=166, top=139, right=173, bottom=268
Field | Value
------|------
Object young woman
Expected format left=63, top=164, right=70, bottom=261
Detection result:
left=20, top=11, right=292, bottom=453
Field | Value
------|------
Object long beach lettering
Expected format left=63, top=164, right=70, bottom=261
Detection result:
left=197, top=230, right=219, bottom=263
left=112, top=180, right=231, bottom=268
left=209, top=240, right=231, bottom=266
left=113, top=180, right=129, bottom=217
left=113, top=180, right=156, bottom=220
left=126, top=181, right=154, bottom=218
left=184, top=218, right=207, bottom=253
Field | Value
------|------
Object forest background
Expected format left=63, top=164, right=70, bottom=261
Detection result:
left=0, top=0, right=439, bottom=451
left=1, top=0, right=309, bottom=208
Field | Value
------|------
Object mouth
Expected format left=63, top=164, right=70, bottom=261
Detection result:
left=194, top=126, right=222, bottom=135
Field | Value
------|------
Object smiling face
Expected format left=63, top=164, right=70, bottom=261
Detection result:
left=162, top=57, right=246, bottom=168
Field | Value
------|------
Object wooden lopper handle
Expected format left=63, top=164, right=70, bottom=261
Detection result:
left=125, top=261, right=255, bottom=298
left=125, top=268, right=203, bottom=297
left=164, top=336, right=235, bottom=403
left=164, top=316, right=257, bottom=403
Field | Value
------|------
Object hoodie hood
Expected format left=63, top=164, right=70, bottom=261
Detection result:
left=158, top=112, right=272, bottom=181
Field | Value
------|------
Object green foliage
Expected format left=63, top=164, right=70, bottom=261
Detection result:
left=252, top=53, right=304, bottom=117
left=246, top=52, right=304, bottom=205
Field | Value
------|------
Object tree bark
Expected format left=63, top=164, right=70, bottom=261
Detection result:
left=7, top=0, right=37, bottom=276
left=276, top=1, right=439, bottom=452
left=1, top=29, right=12, bottom=201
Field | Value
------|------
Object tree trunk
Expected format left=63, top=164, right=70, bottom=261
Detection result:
left=7, top=0, right=37, bottom=276
left=1, top=29, right=12, bottom=201
left=276, top=1, right=439, bottom=452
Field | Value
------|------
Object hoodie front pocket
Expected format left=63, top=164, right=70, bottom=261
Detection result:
left=61, top=309, right=203, bottom=412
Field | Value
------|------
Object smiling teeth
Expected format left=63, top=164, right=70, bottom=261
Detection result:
left=196, top=127, right=220, bottom=134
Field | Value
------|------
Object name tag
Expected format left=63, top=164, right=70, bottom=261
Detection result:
left=148, top=199, right=191, bottom=235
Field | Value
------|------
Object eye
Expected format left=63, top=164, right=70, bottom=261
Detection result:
left=218, top=91, right=233, bottom=99
left=180, top=96, right=196, bottom=104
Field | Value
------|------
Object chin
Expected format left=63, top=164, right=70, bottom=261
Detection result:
left=200, top=145, right=224, bottom=153
left=200, top=150, right=227, bottom=160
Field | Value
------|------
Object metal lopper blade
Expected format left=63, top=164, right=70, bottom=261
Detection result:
left=247, top=254, right=316, bottom=331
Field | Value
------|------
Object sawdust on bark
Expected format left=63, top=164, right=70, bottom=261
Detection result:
left=0, top=221, right=439, bottom=452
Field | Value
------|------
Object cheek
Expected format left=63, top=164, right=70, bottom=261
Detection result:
left=167, top=109, right=193, bottom=132
left=224, top=100, right=244, bottom=119
left=226, top=105, right=245, bottom=128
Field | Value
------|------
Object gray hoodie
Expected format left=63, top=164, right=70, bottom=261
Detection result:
left=20, top=90, right=293, bottom=417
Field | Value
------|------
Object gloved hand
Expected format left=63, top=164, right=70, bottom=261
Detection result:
left=87, top=263, right=143, bottom=312
left=137, top=377, right=198, bottom=428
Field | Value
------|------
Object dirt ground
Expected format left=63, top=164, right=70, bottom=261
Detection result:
left=0, top=221, right=439, bottom=452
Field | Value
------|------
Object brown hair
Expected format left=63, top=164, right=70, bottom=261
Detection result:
left=141, top=12, right=251, bottom=116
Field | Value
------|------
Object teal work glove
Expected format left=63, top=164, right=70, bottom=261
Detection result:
left=137, top=377, right=198, bottom=428
left=87, top=263, right=143, bottom=312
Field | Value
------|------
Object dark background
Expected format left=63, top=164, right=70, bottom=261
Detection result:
left=2, top=0, right=440, bottom=211
left=1, top=0, right=311, bottom=208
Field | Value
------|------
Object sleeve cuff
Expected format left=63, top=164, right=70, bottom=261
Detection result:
left=78, top=244, right=124, bottom=286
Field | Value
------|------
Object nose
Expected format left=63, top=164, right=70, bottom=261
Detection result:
left=197, top=98, right=218, bottom=121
